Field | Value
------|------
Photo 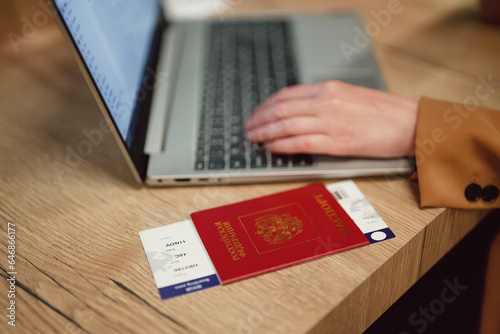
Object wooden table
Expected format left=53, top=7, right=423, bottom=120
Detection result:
left=1, top=0, right=498, bottom=333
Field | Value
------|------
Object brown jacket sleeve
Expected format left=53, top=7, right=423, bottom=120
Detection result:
left=415, top=97, right=500, bottom=208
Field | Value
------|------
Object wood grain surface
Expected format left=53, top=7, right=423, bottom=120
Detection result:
left=0, top=0, right=498, bottom=333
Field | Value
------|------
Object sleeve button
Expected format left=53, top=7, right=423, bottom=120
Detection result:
left=465, top=183, right=482, bottom=202
left=482, top=185, right=499, bottom=202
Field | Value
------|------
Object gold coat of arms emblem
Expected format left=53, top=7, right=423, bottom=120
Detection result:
left=254, top=213, right=303, bottom=245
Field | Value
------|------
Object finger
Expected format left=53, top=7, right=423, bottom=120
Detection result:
left=263, top=134, right=337, bottom=155
left=257, top=82, right=326, bottom=109
left=245, top=98, right=321, bottom=130
left=246, top=116, right=324, bottom=143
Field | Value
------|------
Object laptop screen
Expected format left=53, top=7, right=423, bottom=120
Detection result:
left=53, top=0, right=161, bottom=146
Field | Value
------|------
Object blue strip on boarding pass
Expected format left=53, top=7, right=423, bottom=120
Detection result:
left=364, top=228, right=396, bottom=244
left=158, top=274, right=221, bottom=299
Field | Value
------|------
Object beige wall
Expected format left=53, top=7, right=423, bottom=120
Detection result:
left=0, top=0, right=56, bottom=47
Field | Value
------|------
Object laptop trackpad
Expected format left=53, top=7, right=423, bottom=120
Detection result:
left=291, top=14, right=385, bottom=90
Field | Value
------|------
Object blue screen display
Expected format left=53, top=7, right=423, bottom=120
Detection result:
left=54, top=0, right=160, bottom=143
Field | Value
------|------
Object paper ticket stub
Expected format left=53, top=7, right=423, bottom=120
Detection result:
left=326, top=180, right=395, bottom=244
left=139, top=180, right=395, bottom=300
left=139, top=220, right=220, bottom=299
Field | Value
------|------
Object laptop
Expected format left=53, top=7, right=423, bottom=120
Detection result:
left=47, top=0, right=413, bottom=186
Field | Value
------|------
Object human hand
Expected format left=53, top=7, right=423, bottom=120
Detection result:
left=245, top=80, right=419, bottom=158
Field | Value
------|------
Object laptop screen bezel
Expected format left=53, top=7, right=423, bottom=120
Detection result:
left=47, top=0, right=167, bottom=182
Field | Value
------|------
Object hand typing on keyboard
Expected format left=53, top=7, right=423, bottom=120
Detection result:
left=195, top=20, right=316, bottom=170
left=245, top=80, right=419, bottom=158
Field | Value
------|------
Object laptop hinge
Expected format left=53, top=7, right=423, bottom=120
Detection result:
left=144, top=25, right=184, bottom=154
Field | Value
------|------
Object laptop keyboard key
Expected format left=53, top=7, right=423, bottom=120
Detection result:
left=210, top=137, right=224, bottom=147
left=195, top=160, right=205, bottom=170
left=250, top=142, right=265, bottom=152
left=251, top=151, right=267, bottom=168
left=292, top=154, right=313, bottom=166
left=209, top=159, right=225, bottom=170
left=230, top=156, right=246, bottom=169
left=209, top=148, right=225, bottom=158
left=230, top=146, right=245, bottom=156
left=196, top=147, right=205, bottom=158
left=212, top=117, right=224, bottom=127
left=272, top=154, right=289, bottom=167
left=211, top=127, right=224, bottom=136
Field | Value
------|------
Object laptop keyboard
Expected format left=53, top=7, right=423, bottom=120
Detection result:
left=195, top=20, right=314, bottom=171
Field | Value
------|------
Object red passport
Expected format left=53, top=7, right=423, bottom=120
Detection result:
left=190, top=183, right=369, bottom=284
